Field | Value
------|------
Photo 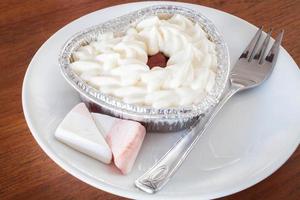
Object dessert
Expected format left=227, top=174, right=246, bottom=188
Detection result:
left=106, top=119, right=146, bottom=174
left=70, top=14, right=218, bottom=108
left=55, top=103, right=112, bottom=164
left=60, top=5, right=230, bottom=132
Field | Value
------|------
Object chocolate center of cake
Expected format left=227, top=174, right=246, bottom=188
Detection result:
left=147, top=52, right=169, bottom=69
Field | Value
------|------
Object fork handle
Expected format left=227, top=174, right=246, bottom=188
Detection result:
left=135, top=84, right=241, bottom=194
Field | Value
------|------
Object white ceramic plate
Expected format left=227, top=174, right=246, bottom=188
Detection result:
left=22, top=1, right=300, bottom=199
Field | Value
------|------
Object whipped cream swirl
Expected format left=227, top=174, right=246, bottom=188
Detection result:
left=71, top=14, right=218, bottom=108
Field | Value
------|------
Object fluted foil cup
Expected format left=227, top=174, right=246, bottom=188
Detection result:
left=59, top=5, right=230, bottom=132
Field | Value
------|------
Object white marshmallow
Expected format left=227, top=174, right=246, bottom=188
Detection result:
left=55, top=103, right=112, bottom=164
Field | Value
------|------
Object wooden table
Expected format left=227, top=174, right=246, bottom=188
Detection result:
left=0, top=0, right=299, bottom=199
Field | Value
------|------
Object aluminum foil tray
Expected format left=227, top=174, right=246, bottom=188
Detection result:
left=59, top=5, right=230, bottom=132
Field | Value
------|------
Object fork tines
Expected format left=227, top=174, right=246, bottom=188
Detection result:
left=240, top=27, right=284, bottom=65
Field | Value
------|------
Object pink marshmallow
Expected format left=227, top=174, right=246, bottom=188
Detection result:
left=106, top=119, right=146, bottom=174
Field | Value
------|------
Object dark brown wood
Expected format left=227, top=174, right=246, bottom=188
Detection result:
left=0, top=0, right=299, bottom=199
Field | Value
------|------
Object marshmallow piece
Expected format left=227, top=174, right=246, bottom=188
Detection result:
left=55, top=103, right=112, bottom=164
left=106, top=120, right=146, bottom=174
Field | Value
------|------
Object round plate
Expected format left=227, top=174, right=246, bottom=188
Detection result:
left=22, top=1, right=300, bottom=199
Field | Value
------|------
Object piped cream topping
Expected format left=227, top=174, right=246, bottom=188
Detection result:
left=71, top=14, right=218, bottom=108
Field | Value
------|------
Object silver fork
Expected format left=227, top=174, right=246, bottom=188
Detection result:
left=135, top=27, right=284, bottom=194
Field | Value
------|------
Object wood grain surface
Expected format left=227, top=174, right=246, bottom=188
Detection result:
left=0, top=0, right=299, bottom=199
